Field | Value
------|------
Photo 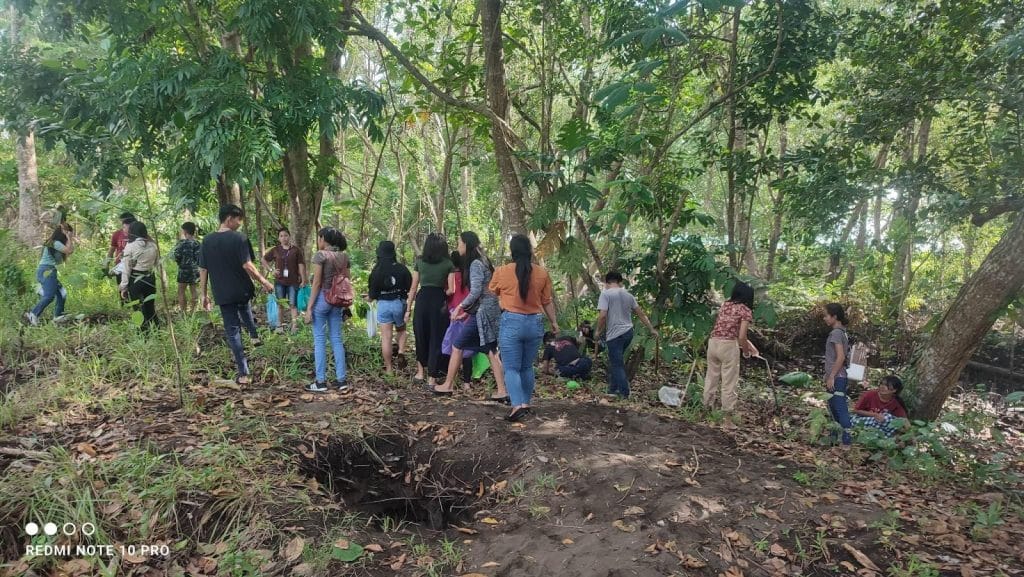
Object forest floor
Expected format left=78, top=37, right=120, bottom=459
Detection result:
left=2, top=316, right=1024, bottom=577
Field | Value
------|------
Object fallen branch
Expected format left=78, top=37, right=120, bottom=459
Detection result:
left=0, top=446, right=52, bottom=460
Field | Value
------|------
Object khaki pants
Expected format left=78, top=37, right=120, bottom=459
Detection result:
left=703, top=338, right=740, bottom=412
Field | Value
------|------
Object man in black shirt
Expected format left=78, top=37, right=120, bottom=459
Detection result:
left=541, top=332, right=593, bottom=380
left=200, top=204, right=274, bottom=385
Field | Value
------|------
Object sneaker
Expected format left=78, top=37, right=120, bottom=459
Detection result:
left=304, top=382, right=329, bottom=393
left=53, top=314, right=70, bottom=324
left=23, top=312, right=38, bottom=326
left=334, top=380, right=351, bottom=393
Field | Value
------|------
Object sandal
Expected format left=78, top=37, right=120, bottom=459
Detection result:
left=431, top=386, right=453, bottom=396
left=490, top=396, right=511, bottom=405
left=413, top=376, right=426, bottom=386
left=505, top=407, right=531, bottom=422
left=236, top=375, right=251, bottom=386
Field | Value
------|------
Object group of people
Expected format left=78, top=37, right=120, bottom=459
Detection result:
left=23, top=205, right=910, bottom=434
left=25, top=204, right=660, bottom=423
left=702, top=288, right=908, bottom=441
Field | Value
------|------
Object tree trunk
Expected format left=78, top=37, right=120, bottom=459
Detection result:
left=906, top=209, right=1024, bottom=420
left=15, top=128, right=42, bottom=246
left=216, top=174, right=242, bottom=207
left=765, top=123, right=786, bottom=281
left=724, top=6, right=743, bottom=269
left=479, top=0, right=528, bottom=235
left=890, top=118, right=930, bottom=321
left=283, top=141, right=319, bottom=258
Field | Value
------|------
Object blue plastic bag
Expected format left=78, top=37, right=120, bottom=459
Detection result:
left=296, top=285, right=311, bottom=312
left=266, top=296, right=280, bottom=328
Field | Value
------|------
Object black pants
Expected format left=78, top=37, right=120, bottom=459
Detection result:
left=413, top=287, right=449, bottom=378
left=128, top=272, right=158, bottom=331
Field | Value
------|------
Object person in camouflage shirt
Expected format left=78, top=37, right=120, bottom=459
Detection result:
left=173, top=222, right=202, bottom=312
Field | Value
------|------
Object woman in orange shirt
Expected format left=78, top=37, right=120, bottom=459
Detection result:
left=489, top=234, right=560, bottom=421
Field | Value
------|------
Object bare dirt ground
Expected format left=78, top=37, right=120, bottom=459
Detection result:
left=5, top=352, right=1023, bottom=577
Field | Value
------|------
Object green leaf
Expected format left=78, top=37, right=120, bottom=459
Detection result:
left=779, top=372, right=814, bottom=388
left=658, top=0, right=691, bottom=19
left=331, top=542, right=364, bottom=562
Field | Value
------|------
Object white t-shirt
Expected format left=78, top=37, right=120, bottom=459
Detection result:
left=598, top=287, right=638, bottom=341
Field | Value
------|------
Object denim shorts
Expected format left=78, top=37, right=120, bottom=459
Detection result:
left=275, top=283, right=299, bottom=308
left=377, top=299, right=406, bottom=327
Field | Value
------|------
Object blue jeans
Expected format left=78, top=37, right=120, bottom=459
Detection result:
left=313, top=293, right=346, bottom=383
left=827, top=377, right=853, bottom=445
left=31, top=266, right=65, bottom=319
left=557, top=357, right=593, bottom=380
left=606, top=329, right=634, bottom=397
left=499, top=312, right=544, bottom=407
left=220, top=302, right=257, bottom=378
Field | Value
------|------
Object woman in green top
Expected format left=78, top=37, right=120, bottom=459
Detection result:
left=406, top=233, right=454, bottom=387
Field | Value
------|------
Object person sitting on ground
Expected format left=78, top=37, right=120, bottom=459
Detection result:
left=702, top=282, right=759, bottom=426
left=25, top=223, right=75, bottom=326
left=542, top=331, right=593, bottom=380
left=262, top=227, right=306, bottom=333
left=852, top=375, right=909, bottom=438
left=173, top=222, right=201, bottom=312
left=368, top=240, right=412, bottom=374
left=120, top=221, right=160, bottom=332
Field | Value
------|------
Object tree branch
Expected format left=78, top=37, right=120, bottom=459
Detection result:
left=970, top=196, right=1024, bottom=227
left=654, top=1, right=786, bottom=163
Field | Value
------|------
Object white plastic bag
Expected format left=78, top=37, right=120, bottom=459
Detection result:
left=366, top=304, right=378, bottom=338
left=658, top=386, right=683, bottom=407
left=848, top=342, right=868, bottom=381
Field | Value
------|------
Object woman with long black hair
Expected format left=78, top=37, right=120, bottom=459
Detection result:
left=406, top=233, right=454, bottom=388
left=433, top=231, right=508, bottom=402
left=489, top=234, right=560, bottom=421
left=120, top=221, right=161, bottom=331
left=25, top=223, right=76, bottom=326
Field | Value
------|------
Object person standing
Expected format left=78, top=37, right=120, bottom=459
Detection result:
left=262, top=228, right=306, bottom=333
left=489, top=234, right=560, bottom=421
left=595, top=271, right=659, bottom=399
left=702, top=282, right=758, bottom=425
left=304, top=228, right=351, bottom=393
left=433, top=231, right=508, bottom=402
left=200, top=204, right=274, bottom=386
left=106, top=212, right=135, bottom=281
left=406, top=233, right=454, bottom=389
left=823, top=303, right=853, bottom=446
left=119, top=221, right=161, bottom=332
left=25, top=223, right=75, bottom=326
left=368, top=240, right=412, bottom=374
left=172, top=222, right=201, bottom=312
